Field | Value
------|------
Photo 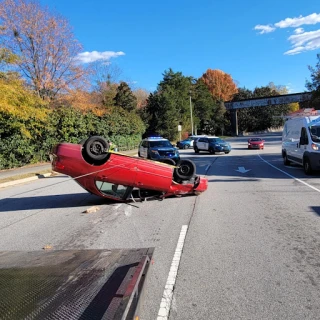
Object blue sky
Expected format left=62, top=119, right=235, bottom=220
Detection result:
left=41, top=0, right=320, bottom=94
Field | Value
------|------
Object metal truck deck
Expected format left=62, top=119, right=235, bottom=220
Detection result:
left=0, top=248, right=153, bottom=320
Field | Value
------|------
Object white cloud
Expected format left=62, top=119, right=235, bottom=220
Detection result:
left=75, top=51, right=125, bottom=63
left=294, top=27, right=304, bottom=34
left=284, top=29, right=320, bottom=55
left=254, top=13, right=320, bottom=55
left=274, top=13, right=320, bottom=28
left=254, top=24, right=276, bottom=34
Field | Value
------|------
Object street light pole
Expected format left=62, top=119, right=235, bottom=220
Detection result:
left=189, top=91, right=194, bottom=135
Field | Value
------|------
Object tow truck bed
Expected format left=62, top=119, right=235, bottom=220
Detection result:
left=0, top=248, right=153, bottom=320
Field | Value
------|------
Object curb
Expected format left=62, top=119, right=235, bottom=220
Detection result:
left=0, top=172, right=53, bottom=189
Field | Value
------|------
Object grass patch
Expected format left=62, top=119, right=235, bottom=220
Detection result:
left=0, top=169, right=53, bottom=184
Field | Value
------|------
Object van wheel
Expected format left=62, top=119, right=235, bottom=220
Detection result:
left=303, top=158, right=313, bottom=175
left=283, top=153, right=291, bottom=165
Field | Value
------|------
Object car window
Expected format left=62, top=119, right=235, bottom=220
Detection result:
left=149, top=140, right=172, bottom=148
left=142, top=141, right=148, bottom=147
left=208, top=138, right=222, bottom=143
left=95, top=181, right=130, bottom=199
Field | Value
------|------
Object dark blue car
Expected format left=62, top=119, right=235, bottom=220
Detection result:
left=138, top=137, right=180, bottom=163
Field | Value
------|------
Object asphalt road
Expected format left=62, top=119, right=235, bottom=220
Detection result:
left=0, top=133, right=320, bottom=320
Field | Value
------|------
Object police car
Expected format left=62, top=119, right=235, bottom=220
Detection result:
left=138, top=136, right=180, bottom=164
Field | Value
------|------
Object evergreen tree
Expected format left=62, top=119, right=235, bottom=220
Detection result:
left=114, top=82, right=137, bottom=112
left=306, top=53, right=320, bottom=109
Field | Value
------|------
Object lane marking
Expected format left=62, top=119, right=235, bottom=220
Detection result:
left=258, top=154, right=320, bottom=193
left=157, top=225, right=188, bottom=320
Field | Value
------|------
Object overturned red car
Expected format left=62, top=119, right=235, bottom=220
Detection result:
left=50, top=136, right=208, bottom=202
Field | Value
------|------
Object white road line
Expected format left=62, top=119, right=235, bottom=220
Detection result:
left=157, top=225, right=188, bottom=320
left=258, top=154, right=320, bottom=193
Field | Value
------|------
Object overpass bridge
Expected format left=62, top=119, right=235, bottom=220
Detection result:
left=225, top=92, right=312, bottom=135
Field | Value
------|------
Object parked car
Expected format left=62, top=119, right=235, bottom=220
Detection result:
left=176, top=135, right=207, bottom=149
left=138, top=136, right=180, bottom=164
left=248, top=137, right=264, bottom=149
left=50, top=136, right=208, bottom=202
left=194, top=136, right=231, bottom=154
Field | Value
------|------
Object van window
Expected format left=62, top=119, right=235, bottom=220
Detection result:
left=300, top=127, right=308, bottom=145
left=309, top=126, right=320, bottom=142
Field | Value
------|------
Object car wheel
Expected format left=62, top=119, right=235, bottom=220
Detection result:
left=183, top=144, right=190, bottom=149
left=194, top=147, right=199, bottom=154
left=283, top=153, right=290, bottom=165
left=138, top=151, right=141, bottom=157
left=83, top=136, right=109, bottom=163
left=174, top=159, right=196, bottom=181
left=209, top=148, right=215, bottom=154
left=225, top=151, right=229, bottom=154
left=303, top=157, right=313, bottom=175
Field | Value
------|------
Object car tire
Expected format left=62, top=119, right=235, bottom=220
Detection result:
left=209, top=148, right=215, bottom=154
left=283, top=153, right=290, bottom=165
left=83, top=136, right=109, bottom=163
left=303, top=157, right=313, bottom=175
left=174, top=159, right=196, bottom=181
left=183, top=144, right=190, bottom=149
left=225, top=151, right=230, bottom=154
left=194, top=147, right=199, bottom=154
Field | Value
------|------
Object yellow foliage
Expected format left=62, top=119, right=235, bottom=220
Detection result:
left=0, top=78, right=49, bottom=120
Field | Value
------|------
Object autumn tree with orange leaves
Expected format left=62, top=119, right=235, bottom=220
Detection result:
left=0, top=0, right=87, bottom=100
left=201, top=69, right=238, bottom=102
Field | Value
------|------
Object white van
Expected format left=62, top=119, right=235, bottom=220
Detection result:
left=282, top=109, right=320, bottom=174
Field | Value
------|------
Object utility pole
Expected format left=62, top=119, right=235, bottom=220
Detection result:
left=189, top=91, right=194, bottom=135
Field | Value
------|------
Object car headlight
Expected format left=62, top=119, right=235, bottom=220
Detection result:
left=311, top=143, right=319, bottom=150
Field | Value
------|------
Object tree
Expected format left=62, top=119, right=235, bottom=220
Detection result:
left=133, top=88, right=149, bottom=109
left=192, top=79, right=225, bottom=135
left=0, top=0, right=87, bottom=99
left=306, top=53, right=320, bottom=92
left=114, top=81, right=137, bottom=112
left=201, top=69, right=238, bottom=101
left=306, top=53, right=320, bottom=108
left=234, top=85, right=291, bottom=132
left=143, top=69, right=194, bottom=139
